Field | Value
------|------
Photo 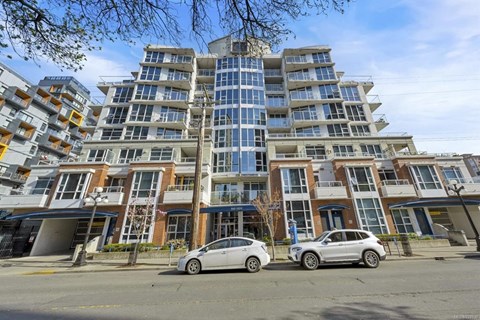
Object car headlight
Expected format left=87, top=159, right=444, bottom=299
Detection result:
left=291, top=247, right=302, bottom=252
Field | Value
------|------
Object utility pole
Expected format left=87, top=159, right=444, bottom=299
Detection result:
left=189, top=85, right=215, bottom=251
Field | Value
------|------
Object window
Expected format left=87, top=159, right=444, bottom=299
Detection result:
left=241, top=151, right=267, bottom=172
left=150, top=148, right=174, bottom=161
left=315, top=66, right=336, bottom=80
left=243, top=182, right=267, bottom=202
left=266, top=95, right=286, bottom=107
left=327, top=124, right=349, bottom=137
left=241, top=129, right=265, bottom=147
left=55, top=173, right=89, bottom=200
left=290, top=87, right=313, bottom=100
left=409, top=165, right=442, bottom=190
left=341, top=86, right=361, bottom=101
left=130, top=104, right=153, bottom=122
left=122, top=205, right=152, bottom=242
left=106, top=107, right=128, bottom=124
left=282, top=168, right=308, bottom=194
left=131, top=171, right=159, bottom=198
left=319, top=84, right=340, bottom=99
left=240, top=108, right=266, bottom=125
left=391, top=209, right=415, bottom=233
left=240, top=89, right=265, bottom=105
left=29, top=145, right=37, bottom=155
left=213, top=151, right=239, bottom=173
left=139, top=66, right=161, bottom=81
left=285, top=200, right=314, bottom=238
left=217, top=57, right=239, bottom=70
left=118, top=149, right=143, bottom=163
left=442, top=166, right=466, bottom=183
left=240, top=72, right=264, bottom=86
left=292, top=105, right=318, bottom=121
left=124, top=126, right=149, bottom=140
left=345, top=105, right=366, bottom=121
left=378, top=169, right=397, bottom=181
left=112, top=87, right=133, bottom=103
left=347, top=167, right=376, bottom=192
left=230, top=239, right=252, bottom=247
left=144, top=51, right=165, bottom=63
left=87, top=149, right=112, bottom=162
left=101, top=128, right=123, bottom=140
left=166, top=215, right=191, bottom=241
left=215, top=71, right=239, bottom=87
left=215, top=128, right=239, bottom=148
left=323, top=103, right=345, bottom=119
left=135, top=85, right=158, bottom=100
left=40, top=122, right=47, bottom=132
left=240, top=57, right=262, bottom=69
left=295, top=126, right=321, bottom=137
left=333, top=145, right=354, bottom=157
left=312, top=52, right=331, bottom=63
left=305, top=146, right=326, bottom=160
left=351, top=125, right=371, bottom=136
left=213, top=108, right=239, bottom=125
left=32, top=177, right=54, bottom=195
left=361, top=144, right=384, bottom=158
left=156, top=128, right=182, bottom=139
left=355, top=198, right=388, bottom=234
left=164, top=87, right=188, bottom=101
left=207, top=239, right=230, bottom=250
left=328, top=232, right=343, bottom=242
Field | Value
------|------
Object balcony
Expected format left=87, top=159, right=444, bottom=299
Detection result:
left=163, top=184, right=194, bottom=204
left=99, top=186, right=124, bottom=205
left=265, top=84, right=284, bottom=92
left=0, top=188, right=50, bottom=209
left=144, top=55, right=194, bottom=72
left=373, top=114, right=389, bottom=131
left=314, top=181, right=348, bottom=199
left=284, top=54, right=333, bottom=72
left=49, top=115, right=68, bottom=130
left=455, top=181, right=480, bottom=196
left=210, top=191, right=259, bottom=205
left=197, top=69, right=215, bottom=77
left=273, top=152, right=309, bottom=160
left=174, top=158, right=211, bottom=176
left=3, top=88, right=31, bottom=109
left=416, top=186, right=447, bottom=198
left=380, top=180, right=417, bottom=198
left=153, top=113, right=187, bottom=130
left=367, top=95, right=382, bottom=112
left=267, top=118, right=291, bottom=132
left=0, top=171, right=28, bottom=184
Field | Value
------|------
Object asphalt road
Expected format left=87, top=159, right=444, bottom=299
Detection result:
left=0, top=258, right=479, bottom=320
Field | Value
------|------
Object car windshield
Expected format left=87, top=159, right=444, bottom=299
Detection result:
left=313, top=231, right=330, bottom=242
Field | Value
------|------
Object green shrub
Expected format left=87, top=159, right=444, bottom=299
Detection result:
left=166, top=238, right=187, bottom=249
left=282, top=238, right=292, bottom=245
left=376, top=233, right=421, bottom=242
left=262, top=236, right=272, bottom=246
left=103, top=242, right=156, bottom=252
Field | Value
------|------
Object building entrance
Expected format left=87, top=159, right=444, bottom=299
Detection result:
left=211, top=211, right=265, bottom=241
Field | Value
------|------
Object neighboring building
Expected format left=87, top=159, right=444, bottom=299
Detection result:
left=0, top=63, right=97, bottom=257
left=1, top=36, right=479, bottom=257
left=462, top=154, right=480, bottom=181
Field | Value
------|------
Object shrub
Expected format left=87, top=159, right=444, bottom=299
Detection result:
left=262, top=236, right=272, bottom=246
left=103, top=242, right=156, bottom=252
left=166, top=238, right=187, bottom=249
left=376, top=233, right=421, bottom=242
left=282, top=238, right=291, bottom=245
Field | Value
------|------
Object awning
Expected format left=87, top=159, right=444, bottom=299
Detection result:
left=200, top=204, right=257, bottom=213
left=166, top=209, right=192, bottom=215
left=318, top=204, right=349, bottom=211
left=389, top=198, right=480, bottom=209
left=5, top=209, right=118, bottom=220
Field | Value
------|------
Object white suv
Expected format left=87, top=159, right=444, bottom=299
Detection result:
left=288, top=229, right=386, bottom=270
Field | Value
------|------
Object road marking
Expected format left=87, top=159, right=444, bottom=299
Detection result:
left=51, top=305, right=122, bottom=311
left=22, top=269, right=56, bottom=275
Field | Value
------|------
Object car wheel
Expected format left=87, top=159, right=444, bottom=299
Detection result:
left=246, top=257, right=261, bottom=273
left=186, top=259, right=201, bottom=275
left=363, top=250, right=380, bottom=268
left=302, top=252, right=319, bottom=270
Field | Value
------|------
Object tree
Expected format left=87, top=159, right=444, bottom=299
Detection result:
left=125, top=194, right=165, bottom=266
left=0, top=0, right=350, bottom=70
left=251, top=190, right=282, bottom=261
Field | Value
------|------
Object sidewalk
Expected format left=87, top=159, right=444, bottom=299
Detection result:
left=1, top=246, right=479, bottom=276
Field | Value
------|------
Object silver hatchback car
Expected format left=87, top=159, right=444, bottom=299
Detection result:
left=288, top=229, right=386, bottom=270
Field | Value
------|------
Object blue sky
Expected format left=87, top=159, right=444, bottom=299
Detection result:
left=2, top=0, right=479, bottom=154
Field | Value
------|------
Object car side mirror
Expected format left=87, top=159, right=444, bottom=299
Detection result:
left=324, top=238, right=332, bottom=243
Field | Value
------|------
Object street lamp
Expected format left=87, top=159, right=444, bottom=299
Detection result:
left=73, top=187, right=108, bottom=266
left=448, top=180, right=480, bottom=251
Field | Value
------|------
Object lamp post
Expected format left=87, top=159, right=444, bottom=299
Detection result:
left=448, top=180, right=480, bottom=251
left=73, top=187, right=108, bottom=266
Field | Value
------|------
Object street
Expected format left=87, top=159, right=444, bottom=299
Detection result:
left=0, top=258, right=479, bottom=320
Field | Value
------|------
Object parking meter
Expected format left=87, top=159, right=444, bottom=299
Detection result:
left=289, top=219, right=298, bottom=244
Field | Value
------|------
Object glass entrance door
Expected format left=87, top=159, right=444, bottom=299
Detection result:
left=414, top=208, right=433, bottom=235
left=320, top=210, right=345, bottom=231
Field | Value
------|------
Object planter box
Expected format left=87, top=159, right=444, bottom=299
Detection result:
left=92, top=249, right=187, bottom=260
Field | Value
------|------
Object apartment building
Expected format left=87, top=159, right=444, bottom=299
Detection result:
left=0, top=64, right=97, bottom=257
left=1, top=35, right=479, bottom=257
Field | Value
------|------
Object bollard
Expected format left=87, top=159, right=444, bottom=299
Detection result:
left=399, top=233, right=412, bottom=256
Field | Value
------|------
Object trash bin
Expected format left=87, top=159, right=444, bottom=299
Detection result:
left=399, top=233, right=412, bottom=256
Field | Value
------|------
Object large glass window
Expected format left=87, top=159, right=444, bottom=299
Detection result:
left=351, top=125, right=371, bottom=136
left=290, top=87, right=313, bottom=100
left=164, top=87, right=188, bottom=101
left=55, top=173, right=89, bottom=200
left=391, top=209, right=415, bottom=233
left=156, top=128, right=182, bottom=139
left=213, top=108, right=239, bottom=125
left=305, top=146, right=326, bottom=160
left=322, top=103, right=345, bottom=119
left=361, top=144, right=384, bottom=158
left=356, top=198, right=387, bottom=234
left=312, top=52, right=331, bottom=63
left=295, top=126, right=321, bottom=137
left=282, top=168, right=308, bottom=194
left=333, top=145, right=354, bottom=157
left=215, top=89, right=240, bottom=105
left=112, top=87, right=133, bottom=103
left=327, top=124, right=349, bottom=137
left=240, top=57, right=262, bottom=69
left=240, top=72, right=264, bottom=86
left=442, top=166, right=466, bottom=183
left=214, top=128, right=239, bottom=148
left=215, top=71, right=239, bottom=87
left=341, top=86, right=361, bottom=101
left=292, top=105, right=318, bottom=121
left=166, top=215, right=191, bottom=241
left=241, top=129, right=265, bottom=147
left=106, top=107, right=128, bottom=124
left=122, top=205, right=152, bottom=242
left=266, top=95, right=286, bottom=107
left=347, top=167, right=376, bottom=192
left=131, top=171, right=159, bottom=198
left=240, top=89, right=265, bottom=105
left=409, top=165, right=443, bottom=190
left=144, top=51, right=165, bottom=63
left=315, top=66, right=336, bottom=80
left=140, top=66, right=161, bottom=81
left=101, top=128, right=122, bottom=140
left=345, top=105, right=366, bottom=121
left=285, top=200, right=314, bottom=238
left=217, top=57, right=239, bottom=70
left=130, top=104, right=154, bottom=122
left=319, top=84, right=340, bottom=99
left=240, top=108, right=266, bottom=125
left=213, top=151, right=239, bottom=173
left=32, top=177, right=54, bottom=195
left=124, top=126, right=149, bottom=140
left=150, top=148, right=174, bottom=161
left=241, top=151, right=267, bottom=172
left=87, top=149, right=113, bottom=162
left=135, top=85, right=158, bottom=100
left=118, top=149, right=143, bottom=163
